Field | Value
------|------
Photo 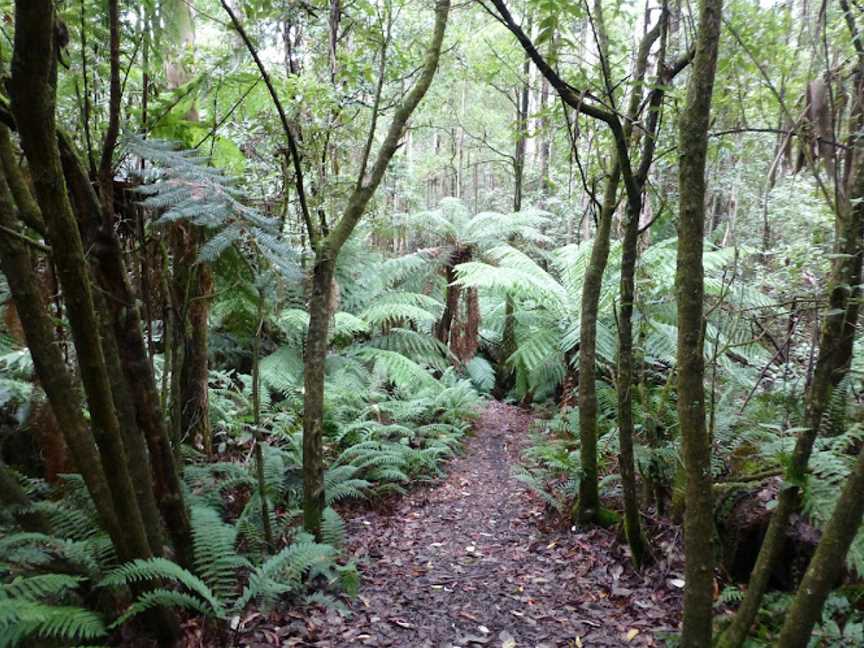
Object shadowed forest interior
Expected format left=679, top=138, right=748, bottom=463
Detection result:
left=1, top=0, right=864, bottom=646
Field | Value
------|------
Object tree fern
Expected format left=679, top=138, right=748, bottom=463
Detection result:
left=127, top=136, right=301, bottom=282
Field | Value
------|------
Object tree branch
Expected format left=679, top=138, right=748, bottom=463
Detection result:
left=220, top=0, right=317, bottom=246
left=326, top=0, right=452, bottom=255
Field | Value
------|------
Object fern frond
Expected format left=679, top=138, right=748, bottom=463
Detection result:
left=0, top=575, right=84, bottom=602
left=100, top=558, right=224, bottom=617
left=237, top=541, right=337, bottom=610
left=321, top=508, right=347, bottom=550
left=190, top=506, right=247, bottom=601
left=0, top=599, right=106, bottom=646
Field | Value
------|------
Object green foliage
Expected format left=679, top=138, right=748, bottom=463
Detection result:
left=724, top=590, right=864, bottom=646
left=0, top=598, right=107, bottom=647
left=127, top=137, right=301, bottom=282
left=321, top=507, right=347, bottom=550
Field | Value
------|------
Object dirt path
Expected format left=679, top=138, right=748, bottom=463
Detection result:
left=266, top=402, right=684, bottom=647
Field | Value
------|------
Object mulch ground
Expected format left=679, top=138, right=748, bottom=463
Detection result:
left=233, top=401, right=685, bottom=647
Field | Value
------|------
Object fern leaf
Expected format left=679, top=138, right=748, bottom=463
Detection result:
left=321, top=507, right=347, bottom=550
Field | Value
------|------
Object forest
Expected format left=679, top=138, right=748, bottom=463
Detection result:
left=0, top=0, right=862, bottom=646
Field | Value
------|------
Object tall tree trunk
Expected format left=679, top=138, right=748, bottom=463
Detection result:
left=163, top=0, right=213, bottom=456
left=298, top=0, right=451, bottom=536
left=60, top=131, right=195, bottom=568
left=613, top=8, right=667, bottom=565
left=576, top=0, right=622, bottom=527
left=303, top=256, right=335, bottom=536
left=88, top=0, right=165, bottom=557
left=0, top=134, right=122, bottom=548
left=675, top=0, right=724, bottom=643
left=9, top=0, right=155, bottom=564
left=576, top=165, right=619, bottom=524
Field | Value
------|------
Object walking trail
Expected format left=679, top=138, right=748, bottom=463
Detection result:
left=244, top=401, right=684, bottom=647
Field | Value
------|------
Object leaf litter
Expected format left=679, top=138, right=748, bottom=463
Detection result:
left=231, top=402, right=684, bottom=647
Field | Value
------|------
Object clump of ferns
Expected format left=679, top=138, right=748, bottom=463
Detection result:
left=511, top=411, right=581, bottom=514
left=1, top=472, right=357, bottom=646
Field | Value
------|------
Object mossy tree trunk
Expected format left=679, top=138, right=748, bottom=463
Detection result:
left=60, top=131, right=195, bottom=567
left=163, top=0, right=214, bottom=456
left=613, top=7, right=668, bottom=566
left=305, top=1, right=449, bottom=534
left=0, top=130, right=123, bottom=549
left=9, top=0, right=155, bottom=565
left=485, top=1, right=676, bottom=538
left=675, top=0, right=724, bottom=642
left=575, top=0, right=619, bottom=524
left=302, top=253, right=336, bottom=536
left=576, top=165, right=618, bottom=524
left=775, top=438, right=864, bottom=647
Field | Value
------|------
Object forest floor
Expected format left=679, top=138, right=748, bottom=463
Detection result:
left=235, top=401, right=685, bottom=647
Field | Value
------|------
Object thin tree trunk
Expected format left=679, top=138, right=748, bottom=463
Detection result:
left=303, top=256, right=336, bottom=536
left=775, top=441, right=864, bottom=647
left=616, top=4, right=672, bottom=567
left=614, top=9, right=667, bottom=565
left=576, top=166, right=618, bottom=524
left=675, top=0, right=724, bottom=642
left=298, top=0, right=451, bottom=536
left=576, top=0, right=638, bottom=527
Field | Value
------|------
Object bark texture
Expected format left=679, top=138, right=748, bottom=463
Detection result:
left=576, top=166, right=618, bottom=524
left=60, top=131, right=194, bottom=568
left=614, top=11, right=666, bottom=563
left=0, top=139, right=122, bottom=546
left=674, top=0, right=724, bottom=643
left=9, top=0, right=154, bottom=563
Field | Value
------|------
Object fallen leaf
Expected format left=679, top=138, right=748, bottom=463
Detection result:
left=388, top=618, right=414, bottom=629
left=626, top=628, right=640, bottom=641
